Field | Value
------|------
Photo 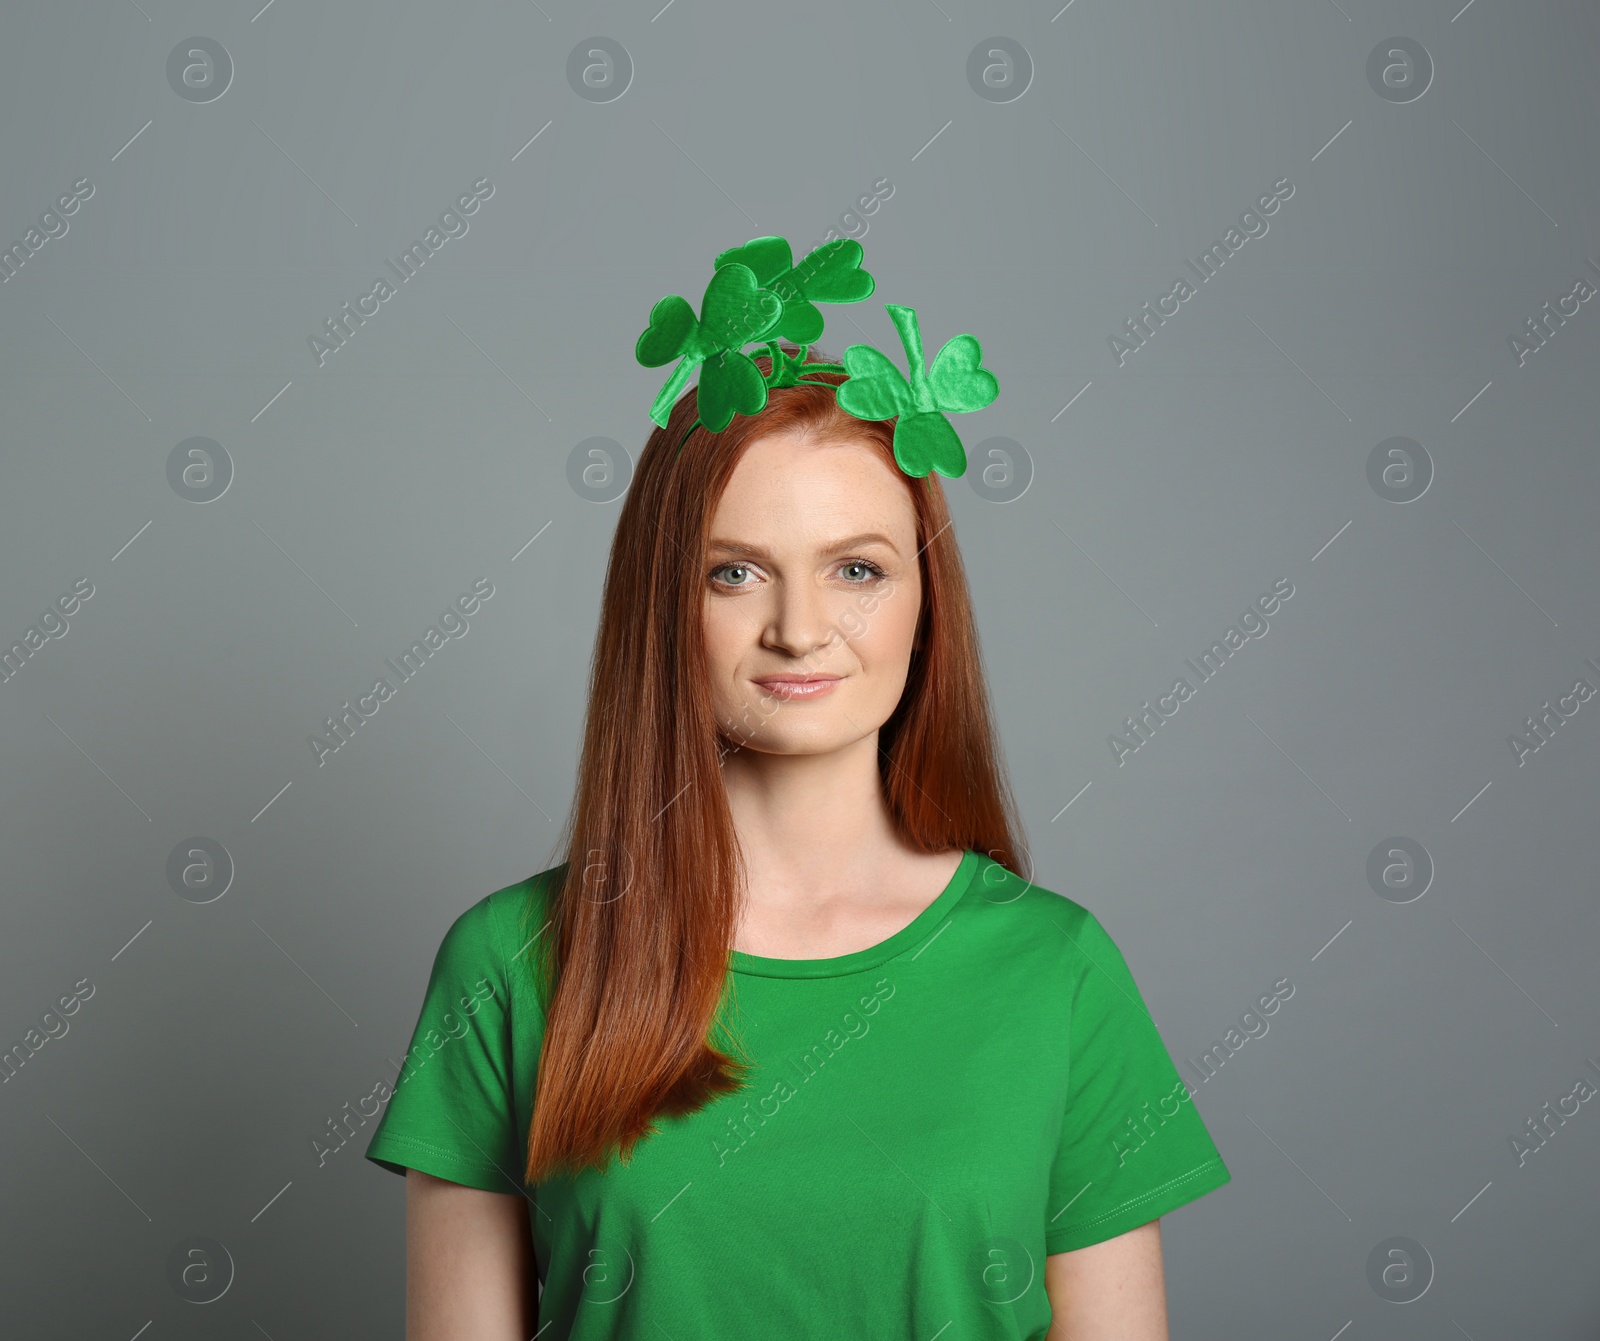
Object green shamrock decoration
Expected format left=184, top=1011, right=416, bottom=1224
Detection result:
left=835, top=305, right=999, bottom=479
left=712, top=236, right=875, bottom=346
left=633, top=235, right=999, bottom=475
left=636, top=237, right=875, bottom=434
left=636, top=262, right=785, bottom=431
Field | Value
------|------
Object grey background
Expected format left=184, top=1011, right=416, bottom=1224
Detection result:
left=2, top=0, right=1598, bottom=1336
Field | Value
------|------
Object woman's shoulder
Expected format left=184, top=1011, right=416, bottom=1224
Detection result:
left=427, top=863, right=568, bottom=992
left=962, top=851, right=1125, bottom=974
left=409, top=863, right=564, bottom=1026
left=481, top=861, right=567, bottom=956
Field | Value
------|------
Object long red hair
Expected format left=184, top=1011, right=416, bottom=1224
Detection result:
left=522, top=347, right=1028, bottom=1183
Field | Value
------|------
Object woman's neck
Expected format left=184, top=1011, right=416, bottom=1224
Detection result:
left=720, top=731, right=903, bottom=891
left=720, top=731, right=965, bottom=951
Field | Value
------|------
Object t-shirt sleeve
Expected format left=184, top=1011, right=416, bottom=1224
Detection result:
left=1045, top=908, right=1230, bottom=1254
left=363, top=893, right=524, bottom=1194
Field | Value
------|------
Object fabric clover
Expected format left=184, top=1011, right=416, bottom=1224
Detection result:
left=712, top=237, right=875, bottom=347
left=835, top=305, right=999, bottom=479
left=636, top=262, right=785, bottom=431
left=633, top=234, right=999, bottom=476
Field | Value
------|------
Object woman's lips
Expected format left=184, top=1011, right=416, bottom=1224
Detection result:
left=751, top=676, right=841, bottom=700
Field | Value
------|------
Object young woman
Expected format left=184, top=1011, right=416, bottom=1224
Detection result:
left=366, top=240, right=1230, bottom=1340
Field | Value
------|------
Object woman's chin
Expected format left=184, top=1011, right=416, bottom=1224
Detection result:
left=722, top=725, right=861, bottom=759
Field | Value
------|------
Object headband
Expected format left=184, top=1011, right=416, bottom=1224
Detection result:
left=634, top=235, right=999, bottom=480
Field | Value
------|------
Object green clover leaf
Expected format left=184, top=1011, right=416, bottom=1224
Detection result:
left=634, top=294, right=696, bottom=369
left=696, top=347, right=771, bottom=432
left=927, top=333, right=999, bottom=413
left=636, top=262, right=783, bottom=428
left=835, top=343, right=913, bottom=421
left=711, top=236, right=792, bottom=288
left=894, top=412, right=970, bottom=480
left=835, top=305, right=999, bottom=478
left=714, top=236, right=874, bottom=345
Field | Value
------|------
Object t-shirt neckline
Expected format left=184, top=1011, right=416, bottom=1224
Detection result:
left=728, top=848, right=983, bottom=980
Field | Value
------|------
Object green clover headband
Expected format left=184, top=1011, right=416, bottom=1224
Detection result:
left=634, top=235, right=999, bottom=479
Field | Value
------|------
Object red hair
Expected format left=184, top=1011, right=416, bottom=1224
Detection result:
left=522, top=347, right=1027, bottom=1183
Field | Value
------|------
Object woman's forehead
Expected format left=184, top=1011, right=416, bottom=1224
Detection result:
left=711, top=440, right=916, bottom=551
left=718, top=432, right=909, bottom=507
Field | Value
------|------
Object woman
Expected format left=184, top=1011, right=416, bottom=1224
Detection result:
left=365, top=237, right=1230, bottom=1339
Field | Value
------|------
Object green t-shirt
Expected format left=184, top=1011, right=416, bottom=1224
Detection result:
left=366, top=848, right=1230, bottom=1338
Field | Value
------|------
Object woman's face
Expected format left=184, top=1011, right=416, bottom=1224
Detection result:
left=702, top=429, right=923, bottom=758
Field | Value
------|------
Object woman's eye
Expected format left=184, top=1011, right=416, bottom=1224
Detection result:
left=712, top=560, right=884, bottom=587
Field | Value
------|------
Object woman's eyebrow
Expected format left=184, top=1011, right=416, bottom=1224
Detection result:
left=706, top=532, right=902, bottom=559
